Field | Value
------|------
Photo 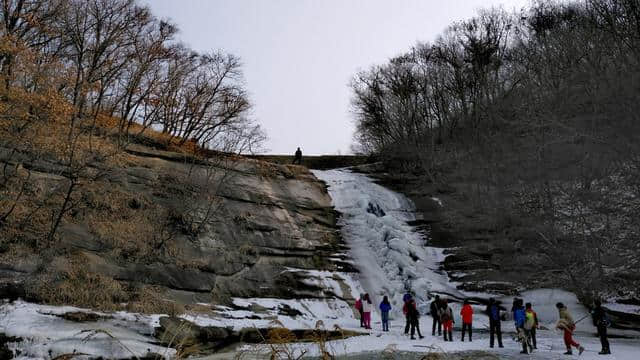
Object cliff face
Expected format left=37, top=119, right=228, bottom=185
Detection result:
left=0, top=144, right=344, bottom=309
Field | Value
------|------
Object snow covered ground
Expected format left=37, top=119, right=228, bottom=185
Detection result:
left=1, top=168, right=639, bottom=359
left=0, top=300, right=175, bottom=359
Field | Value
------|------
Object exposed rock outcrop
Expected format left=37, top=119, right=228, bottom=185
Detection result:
left=0, top=143, right=346, bottom=308
left=154, top=317, right=235, bottom=354
left=0, top=333, right=21, bottom=360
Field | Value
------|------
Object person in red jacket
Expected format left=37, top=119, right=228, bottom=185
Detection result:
left=402, top=293, right=412, bottom=335
left=460, top=299, right=474, bottom=342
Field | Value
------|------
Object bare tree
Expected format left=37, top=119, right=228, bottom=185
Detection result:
left=349, top=0, right=640, bottom=299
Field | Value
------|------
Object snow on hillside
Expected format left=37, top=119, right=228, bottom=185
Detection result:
left=0, top=300, right=174, bottom=359
left=2, top=168, right=639, bottom=359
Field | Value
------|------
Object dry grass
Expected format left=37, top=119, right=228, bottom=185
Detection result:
left=125, top=285, right=185, bottom=316
left=252, top=158, right=286, bottom=179
left=32, top=252, right=185, bottom=314
left=94, top=112, right=203, bottom=157
left=0, top=89, right=129, bottom=168
left=0, top=165, right=72, bottom=248
left=0, top=81, right=212, bottom=176
left=35, top=255, right=129, bottom=311
left=82, top=184, right=180, bottom=261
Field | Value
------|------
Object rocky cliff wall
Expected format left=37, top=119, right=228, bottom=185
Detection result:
left=0, top=144, right=347, bottom=309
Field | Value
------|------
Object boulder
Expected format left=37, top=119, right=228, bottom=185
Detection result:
left=154, top=317, right=236, bottom=352
left=54, top=311, right=110, bottom=323
left=155, top=317, right=202, bottom=347
left=238, top=327, right=267, bottom=343
left=59, top=224, right=106, bottom=252
left=0, top=333, right=21, bottom=360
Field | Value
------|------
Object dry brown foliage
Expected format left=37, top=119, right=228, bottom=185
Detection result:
left=35, top=255, right=128, bottom=311
left=124, top=285, right=185, bottom=316
left=33, top=253, right=185, bottom=314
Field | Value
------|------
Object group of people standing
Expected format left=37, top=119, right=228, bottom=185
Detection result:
left=355, top=293, right=394, bottom=331
left=428, top=295, right=464, bottom=342
left=402, top=293, right=424, bottom=339
left=510, top=297, right=542, bottom=354
left=354, top=293, right=373, bottom=329
left=511, top=297, right=610, bottom=356
left=354, top=293, right=613, bottom=356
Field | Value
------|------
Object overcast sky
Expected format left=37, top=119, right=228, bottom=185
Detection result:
left=146, top=0, right=529, bottom=155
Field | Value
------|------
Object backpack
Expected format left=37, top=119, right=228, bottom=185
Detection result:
left=524, top=311, right=536, bottom=330
left=599, top=311, right=611, bottom=327
left=595, top=307, right=611, bottom=327
left=440, top=307, right=452, bottom=322
left=514, top=308, right=526, bottom=328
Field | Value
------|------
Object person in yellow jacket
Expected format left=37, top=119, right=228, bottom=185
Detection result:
left=521, top=304, right=537, bottom=354
left=525, top=303, right=539, bottom=349
left=556, top=303, right=585, bottom=355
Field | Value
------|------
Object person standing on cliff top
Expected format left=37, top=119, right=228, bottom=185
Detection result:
left=292, top=147, right=302, bottom=164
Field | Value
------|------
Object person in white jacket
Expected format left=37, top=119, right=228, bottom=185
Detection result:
left=362, top=293, right=373, bottom=329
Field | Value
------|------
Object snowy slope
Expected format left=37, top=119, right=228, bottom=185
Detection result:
left=0, top=300, right=174, bottom=359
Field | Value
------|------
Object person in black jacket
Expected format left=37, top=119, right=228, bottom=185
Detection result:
left=408, top=299, right=424, bottom=340
left=486, top=298, right=504, bottom=348
left=292, top=147, right=302, bottom=164
left=430, top=295, right=442, bottom=336
left=592, top=300, right=611, bottom=355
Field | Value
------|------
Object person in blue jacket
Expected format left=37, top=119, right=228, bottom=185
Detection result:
left=486, top=298, right=503, bottom=348
left=513, top=299, right=529, bottom=354
left=380, top=296, right=392, bottom=331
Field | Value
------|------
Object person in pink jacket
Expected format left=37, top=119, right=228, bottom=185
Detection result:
left=362, top=293, right=373, bottom=329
